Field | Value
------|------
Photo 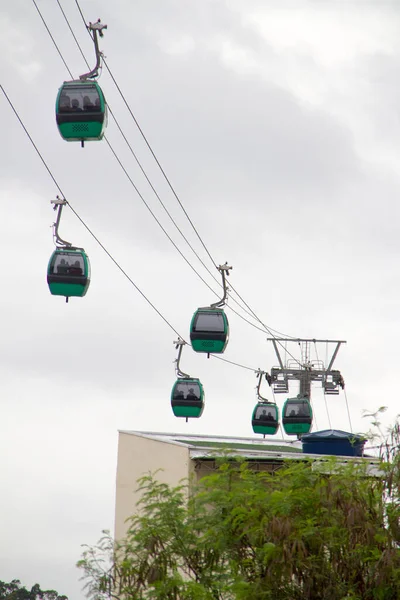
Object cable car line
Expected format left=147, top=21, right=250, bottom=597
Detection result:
left=210, top=355, right=256, bottom=373
left=32, top=4, right=317, bottom=374
left=314, top=341, right=332, bottom=429
left=73, top=0, right=306, bottom=348
left=3, top=8, right=349, bottom=436
left=55, top=0, right=91, bottom=71
left=57, top=0, right=282, bottom=337
left=50, top=0, right=305, bottom=350
left=36, top=1, right=241, bottom=319
left=103, top=137, right=219, bottom=295
left=0, top=85, right=66, bottom=199
left=31, top=0, right=74, bottom=81
left=60, top=0, right=223, bottom=289
left=344, top=388, right=353, bottom=433
left=31, top=2, right=222, bottom=300
left=74, top=0, right=218, bottom=272
left=1, top=85, right=184, bottom=340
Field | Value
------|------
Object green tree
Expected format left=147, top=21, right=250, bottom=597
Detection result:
left=0, top=580, right=68, bottom=600
left=78, top=441, right=400, bottom=599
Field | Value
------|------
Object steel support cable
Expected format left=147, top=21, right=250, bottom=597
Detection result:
left=32, top=0, right=74, bottom=80
left=210, top=354, right=258, bottom=372
left=66, top=2, right=287, bottom=337
left=30, top=0, right=221, bottom=301
left=55, top=0, right=91, bottom=70
left=104, top=137, right=220, bottom=295
left=323, top=391, right=332, bottom=429
left=74, top=1, right=220, bottom=273
left=57, top=0, right=224, bottom=291
left=74, top=0, right=303, bottom=355
left=97, top=66, right=304, bottom=348
left=228, top=279, right=298, bottom=339
left=0, top=85, right=184, bottom=341
left=310, top=396, right=319, bottom=432
left=314, top=341, right=332, bottom=428
left=97, top=54, right=303, bottom=343
left=34, top=2, right=290, bottom=352
left=73, top=1, right=306, bottom=347
left=54, top=0, right=283, bottom=336
left=344, top=388, right=353, bottom=433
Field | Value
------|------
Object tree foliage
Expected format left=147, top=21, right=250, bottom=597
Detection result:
left=78, top=429, right=400, bottom=600
left=0, top=580, right=68, bottom=600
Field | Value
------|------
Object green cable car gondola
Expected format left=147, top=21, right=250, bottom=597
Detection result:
left=171, top=378, right=205, bottom=420
left=56, top=81, right=107, bottom=145
left=190, top=263, right=232, bottom=355
left=47, top=197, right=91, bottom=302
left=171, top=339, right=205, bottom=420
left=190, top=308, right=229, bottom=354
left=252, top=402, right=279, bottom=436
left=251, top=370, right=279, bottom=436
left=47, top=247, right=91, bottom=301
left=55, top=20, right=108, bottom=147
left=282, top=396, right=313, bottom=436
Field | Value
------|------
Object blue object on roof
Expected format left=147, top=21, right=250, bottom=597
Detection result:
left=301, top=429, right=366, bottom=457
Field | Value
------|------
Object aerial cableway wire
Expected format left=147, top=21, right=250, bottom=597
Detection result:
left=34, top=0, right=288, bottom=354
left=73, top=0, right=218, bottom=272
left=45, top=0, right=286, bottom=341
left=57, top=0, right=291, bottom=337
left=33, top=0, right=304, bottom=369
left=32, top=0, right=74, bottom=80
left=22, top=5, right=354, bottom=429
left=69, top=0, right=304, bottom=358
left=31, top=0, right=223, bottom=302
left=0, top=84, right=268, bottom=376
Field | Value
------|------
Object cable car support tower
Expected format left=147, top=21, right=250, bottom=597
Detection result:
left=268, top=338, right=346, bottom=430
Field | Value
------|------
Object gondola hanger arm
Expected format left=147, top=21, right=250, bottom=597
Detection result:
left=210, top=262, right=232, bottom=309
left=79, top=19, right=107, bottom=81
left=174, top=338, right=191, bottom=379
left=50, top=196, right=72, bottom=248
left=255, top=368, right=270, bottom=403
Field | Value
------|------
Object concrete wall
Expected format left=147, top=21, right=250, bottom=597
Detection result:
left=115, top=433, right=190, bottom=541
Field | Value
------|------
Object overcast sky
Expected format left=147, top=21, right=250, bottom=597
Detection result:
left=2, top=0, right=400, bottom=597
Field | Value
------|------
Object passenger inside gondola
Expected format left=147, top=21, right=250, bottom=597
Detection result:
left=173, top=381, right=200, bottom=401
left=69, top=260, right=83, bottom=275
left=59, top=95, right=71, bottom=112
left=71, top=99, right=82, bottom=111
left=83, top=95, right=94, bottom=110
left=50, top=253, right=85, bottom=276
left=255, top=407, right=275, bottom=421
left=57, top=259, right=68, bottom=274
left=285, top=402, right=310, bottom=418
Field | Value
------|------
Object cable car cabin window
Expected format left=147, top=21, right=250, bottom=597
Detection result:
left=255, top=406, right=276, bottom=422
left=284, top=402, right=310, bottom=418
left=58, top=85, right=101, bottom=113
left=193, top=312, right=225, bottom=333
left=173, top=381, right=201, bottom=401
left=49, top=253, right=84, bottom=276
